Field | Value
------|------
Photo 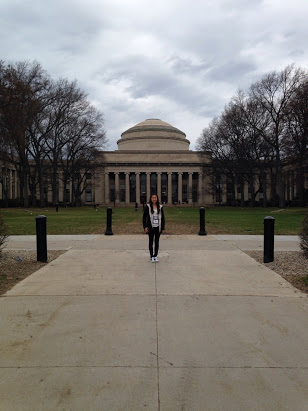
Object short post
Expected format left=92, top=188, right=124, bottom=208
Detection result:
left=105, top=207, right=113, bottom=235
left=198, top=207, right=207, bottom=236
left=36, top=215, right=47, bottom=262
left=56, top=203, right=59, bottom=212
left=264, top=216, right=275, bottom=263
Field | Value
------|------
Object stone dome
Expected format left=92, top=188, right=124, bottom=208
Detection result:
left=117, top=118, right=190, bottom=151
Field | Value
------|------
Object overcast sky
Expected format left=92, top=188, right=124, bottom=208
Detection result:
left=1, top=0, right=308, bottom=150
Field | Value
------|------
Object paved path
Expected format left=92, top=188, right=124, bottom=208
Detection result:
left=1, top=235, right=307, bottom=410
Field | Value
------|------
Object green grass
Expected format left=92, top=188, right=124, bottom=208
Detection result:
left=0, top=206, right=306, bottom=235
left=302, top=275, right=308, bottom=286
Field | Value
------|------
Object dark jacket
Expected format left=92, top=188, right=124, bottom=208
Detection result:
left=143, top=204, right=165, bottom=233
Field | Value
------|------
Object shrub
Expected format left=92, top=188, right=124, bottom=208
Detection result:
left=0, top=212, right=8, bottom=258
left=299, top=212, right=308, bottom=258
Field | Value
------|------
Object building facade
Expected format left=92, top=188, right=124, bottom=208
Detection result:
left=1, top=118, right=307, bottom=206
left=93, top=119, right=212, bottom=206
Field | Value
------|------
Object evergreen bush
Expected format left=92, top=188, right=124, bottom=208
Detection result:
left=299, top=212, right=308, bottom=258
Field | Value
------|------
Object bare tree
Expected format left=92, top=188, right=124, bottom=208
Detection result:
left=44, top=79, right=88, bottom=205
left=198, top=98, right=269, bottom=206
left=233, top=91, right=276, bottom=207
left=1, top=60, right=107, bottom=207
left=283, top=78, right=308, bottom=205
left=60, top=104, right=106, bottom=206
left=0, top=61, right=49, bottom=206
left=249, top=65, right=306, bottom=207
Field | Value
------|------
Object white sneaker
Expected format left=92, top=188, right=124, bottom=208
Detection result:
left=151, top=257, right=155, bottom=263
left=154, top=256, right=159, bottom=262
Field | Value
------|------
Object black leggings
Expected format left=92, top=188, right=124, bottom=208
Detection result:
left=148, top=227, right=160, bottom=257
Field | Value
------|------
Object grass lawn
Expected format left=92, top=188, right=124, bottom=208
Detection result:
left=1, top=206, right=307, bottom=235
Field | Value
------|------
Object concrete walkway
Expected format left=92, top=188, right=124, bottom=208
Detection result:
left=0, top=235, right=307, bottom=410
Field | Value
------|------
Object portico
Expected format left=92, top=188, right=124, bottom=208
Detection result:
left=103, top=170, right=203, bottom=205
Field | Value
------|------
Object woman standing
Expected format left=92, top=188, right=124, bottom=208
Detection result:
left=143, top=194, right=165, bottom=262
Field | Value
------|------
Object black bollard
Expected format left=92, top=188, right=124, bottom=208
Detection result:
left=198, top=207, right=207, bottom=236
left=36, top=215, right=47, bottom=262
left=264, top=216, right=275, bottom=263
left=56, top=203, right=59, bottom=212
left=105, top=207, right=113, bottom=235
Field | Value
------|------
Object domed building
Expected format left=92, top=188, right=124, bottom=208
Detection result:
left=94, top=119, right=212, bottom=206
left=117, top=118, right=190, bottom=151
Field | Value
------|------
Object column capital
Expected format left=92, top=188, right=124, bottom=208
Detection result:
left=167, top=172, right=173, bottom=175
left=125, top=172, right=130, bottom=175
left=178, top=172, right=183, bottom=175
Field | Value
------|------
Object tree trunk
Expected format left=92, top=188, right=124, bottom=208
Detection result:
left=21, top=163, right=29, bottom=208
left=249, top=175, right=255, bottom=207
left=62, top=176, right=68, bottom=206
left=39, top=170, right=45, bottom=208
left=52, top=158, right=58, bottom=205
left=262, top=171, right=268, bottom=208
left=276, top=159, right=285, bottom=208
left=240, top=180, right=245, bottom=207
left=270, top=169, right=277, bottom=206
left=297, top=163, right=304, bottom=206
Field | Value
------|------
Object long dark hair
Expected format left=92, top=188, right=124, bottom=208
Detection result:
left=148, top=194, right=161, bottom=214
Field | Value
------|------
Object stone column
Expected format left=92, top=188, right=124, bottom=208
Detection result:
left=115, top=172, right=120, bottom=204
left=146, top=172, right=151, bottom=201
left=188, top=172, right=193, bottom=204
left=105, top=173, right=110, bottom=204
left=198, top=173, right=203, bottom=204
left=168, top=172, right=172, bottom=204
left=178, top=172, right=183, bottom=204
left=136, top=172, right=140, bottom=204
left=157, top=172, right=162, bottom=200
left=125, top=172, right=130, bottom=205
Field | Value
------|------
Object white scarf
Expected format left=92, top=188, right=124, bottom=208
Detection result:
left=147, top=203, right=163, bottom=232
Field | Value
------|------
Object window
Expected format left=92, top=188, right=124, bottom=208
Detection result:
left=85, top=185, right=92, bottom=202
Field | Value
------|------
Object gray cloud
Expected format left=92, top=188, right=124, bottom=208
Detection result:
left=1, top=0, right=308, bottom=150
left=207, top=60, right=258, bottom=82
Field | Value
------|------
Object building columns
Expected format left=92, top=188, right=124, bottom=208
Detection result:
left=136, top=173, right=140, bottom=204
left=125, top=172, right=130, bottom=205
left=105, top=173, right=110, bottom=204
left=157, top=172, right=162, bottom=199
left=115, top=172, right=120, bottom=204
left=178, top=172, right=183, bottom=204
left=188, top=172, right=193, bottom=204
left=102, top=169, right=204, bottom=206
left=198, top=173, right=203, bottom=204
left=146, top=172, right=151, bottom=201
left=168, top=172, right=172, bottom=204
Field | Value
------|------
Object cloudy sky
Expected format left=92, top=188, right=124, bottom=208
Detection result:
left=1, top=0, right=308, bottom=150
